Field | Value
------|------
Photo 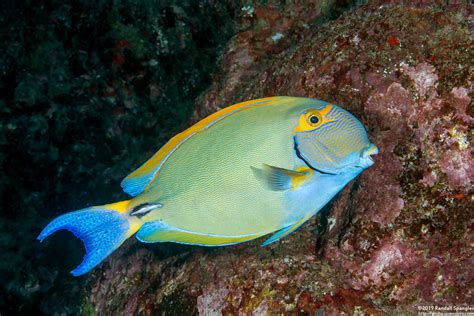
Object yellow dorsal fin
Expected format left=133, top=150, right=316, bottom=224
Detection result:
left=121, top=97, right=284, bottom=196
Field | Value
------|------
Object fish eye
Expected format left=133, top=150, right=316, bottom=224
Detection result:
left=309, top=115, right=319, bottom=124
left=305, top=111, right=321, bottom=127
left=295, top=110, right=324, bottom=132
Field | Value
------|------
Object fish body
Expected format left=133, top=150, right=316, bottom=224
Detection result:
left=38, top=96, right=377, bottom=275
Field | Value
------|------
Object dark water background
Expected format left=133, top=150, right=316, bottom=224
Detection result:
left=0, top=0, right=361, bottom=313
left=1, top=1, right=239, bottom=313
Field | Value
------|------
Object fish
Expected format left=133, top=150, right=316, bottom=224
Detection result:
left=37, top=96, right=378, bottom=276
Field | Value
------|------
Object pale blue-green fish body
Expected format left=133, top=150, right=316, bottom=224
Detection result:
left=38, top=96, right=377, bottom=276
left=137, top=98, right=311, bottom=236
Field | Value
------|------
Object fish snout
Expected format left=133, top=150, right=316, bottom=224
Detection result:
left=359, top=143, right=378, bottom=167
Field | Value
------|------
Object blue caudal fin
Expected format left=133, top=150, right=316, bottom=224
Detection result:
left=37, top=202, right=135, bottom=276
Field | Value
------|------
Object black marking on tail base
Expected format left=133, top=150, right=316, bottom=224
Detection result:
left=130, top=203, right=163, bottom=218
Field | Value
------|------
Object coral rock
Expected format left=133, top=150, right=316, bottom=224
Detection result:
left=85, top=1, right=473, bottom=314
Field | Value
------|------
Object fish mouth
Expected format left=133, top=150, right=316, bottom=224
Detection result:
left=359, top=143, right=378, bottom=166
left=362, top=143, right=378, bottom=159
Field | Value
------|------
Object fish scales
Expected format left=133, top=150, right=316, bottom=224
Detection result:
left=138, top=98, right=309, bottom=235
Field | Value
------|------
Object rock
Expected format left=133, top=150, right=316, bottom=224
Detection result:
left=85, top=1, right=473, bottom=314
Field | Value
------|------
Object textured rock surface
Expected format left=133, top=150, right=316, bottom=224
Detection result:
left=85, top=1, right=473, bottom=314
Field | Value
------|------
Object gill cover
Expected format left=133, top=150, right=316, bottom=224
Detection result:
left=294, top=103, right=372, bottom=174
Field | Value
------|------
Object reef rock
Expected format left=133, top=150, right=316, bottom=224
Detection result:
left=85, top=1, right=473, bottom=314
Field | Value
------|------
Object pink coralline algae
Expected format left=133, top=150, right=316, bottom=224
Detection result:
left=357, top=241, right=421, bottom=289
left=440, top=149, right=473, bottom=188
left=402, top=63, right=439, bottom=100
left=450, top=87, right=473, bottom=124
left=197, top=284, right=229, bottom=315
left=85, top=1, right=473, bottom=314
left=366, top=61, right=473, bottom=193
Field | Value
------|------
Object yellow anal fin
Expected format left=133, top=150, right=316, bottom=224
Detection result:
left=252, top=164, right=314, bottom=191
left=136, top=221, right=265, bottom=246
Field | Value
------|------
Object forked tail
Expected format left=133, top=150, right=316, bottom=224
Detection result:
left=37, top=200, right=142, bottom=276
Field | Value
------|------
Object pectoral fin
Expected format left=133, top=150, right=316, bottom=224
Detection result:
left=252, top=164, right=313, bottom=191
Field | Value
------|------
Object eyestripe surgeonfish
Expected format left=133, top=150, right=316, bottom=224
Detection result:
left=38, top=97, right=378, bottom=276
